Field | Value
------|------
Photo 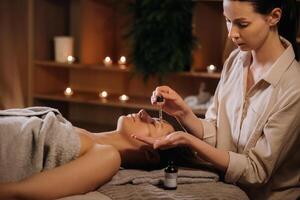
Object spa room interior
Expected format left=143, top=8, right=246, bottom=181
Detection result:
left=1, top=1, right=300, bottom=200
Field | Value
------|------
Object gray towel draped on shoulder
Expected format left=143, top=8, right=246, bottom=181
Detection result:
left=0, top=107, right=81, bottom=182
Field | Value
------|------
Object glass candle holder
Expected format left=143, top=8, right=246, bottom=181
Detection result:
left=99, top=91, right=108, bottom=98
left=64, top=87, right=73, bottom=96
left=118, top=56, right=126, bottom=65
left=206, top=65, right=217, bottom=73
left=103, top=56, right=112, bottom=67
left=67, top=55, right=75, bottom=64
left=119, top=94, right=129, bottom=102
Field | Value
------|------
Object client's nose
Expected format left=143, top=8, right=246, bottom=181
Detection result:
left=138, top=109, right=155, bottom=123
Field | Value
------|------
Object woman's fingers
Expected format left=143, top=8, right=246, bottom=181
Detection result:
left=151, top=91, right=157, bottom=104
left=153, top=135, right=175, bottom=149
left=132, top=131, right=189, bottom=150
left=151, top=86, right=178, bottom=104
left=153, top=131, right=187, bottom=149
left=131, top=134, right=156, bottom=145
left=157, top=86, right=173, bottom=94
left=131, top=133, right=176, bottom=149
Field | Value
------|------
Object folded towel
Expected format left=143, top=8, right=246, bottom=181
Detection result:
left=0, top=107, right=80, bottom=182
left=107, top=168, right=219, bottom=186
left=99, top=181, right=249, bottom=200
left=99, top=168, right=250, bottom=200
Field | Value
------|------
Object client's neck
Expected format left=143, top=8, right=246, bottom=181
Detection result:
left=91, top=130, right=131, bottom=152
left=90, top=130, right=143, bottom=167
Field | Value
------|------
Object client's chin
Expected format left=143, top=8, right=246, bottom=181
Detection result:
left=116, top=115, right=127, bottom=132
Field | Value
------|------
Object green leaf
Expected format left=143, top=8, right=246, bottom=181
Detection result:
left=127, top=0, right=197, bottom=82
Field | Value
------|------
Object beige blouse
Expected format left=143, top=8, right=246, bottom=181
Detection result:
left=201, top=39, right=300, bottom=200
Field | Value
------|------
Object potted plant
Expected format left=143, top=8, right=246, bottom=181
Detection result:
left=127, top=0, right=196, bottom=82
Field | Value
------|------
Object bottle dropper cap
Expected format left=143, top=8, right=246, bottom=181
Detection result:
left=156, top=95, right=164, bottom=103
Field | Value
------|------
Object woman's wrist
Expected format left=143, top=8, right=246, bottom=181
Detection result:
left=176, top=105, right=194, bottom=121
left=177, top=109, right=204, bottom=139
left=177, top=107, right=197, bottom=128
left=184, top=132, right=196, bottom=147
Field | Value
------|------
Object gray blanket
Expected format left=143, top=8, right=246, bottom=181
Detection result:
left=107, top=168, right=219, bottom=186
left=99, top=182, right=249, bottom=200
left=0, top=107, right=81, bottom=182
left=99, top=168, right=249, bottom=200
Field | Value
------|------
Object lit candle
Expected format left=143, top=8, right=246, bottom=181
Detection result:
left=67, top=55, right=75, bottom=64
left=103, top=56, right=112, bottom=67
left=99, top=91, right=108, bottom=98
left=118, top=56, right=126, bottom=66
left=64, top=87, right=73, bottom=96
left=206, top=65, right=217, bottom=73
left=119, top=94, right=129, bottom=102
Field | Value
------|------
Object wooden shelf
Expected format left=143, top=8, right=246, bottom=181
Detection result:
left=34, top=60, right=221, bottom=79
left=34, top=60, right=130, bottom=72
left=30, top=0, right=222, bottom=130
left=33, top=91, right=206, bottom=115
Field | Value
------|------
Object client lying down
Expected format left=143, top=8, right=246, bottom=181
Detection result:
left=0, top=107, right=175, bottom=200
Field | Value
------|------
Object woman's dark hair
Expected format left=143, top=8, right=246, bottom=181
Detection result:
left=239, top=0, right=299, bottom=60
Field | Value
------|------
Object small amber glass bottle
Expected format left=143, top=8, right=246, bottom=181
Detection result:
left=164, top=160, right=178, bottom=190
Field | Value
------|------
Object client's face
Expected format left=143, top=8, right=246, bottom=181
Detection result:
left=117, top=109, right=174, bottom=142
left=116, top=109, right=174, bottom=169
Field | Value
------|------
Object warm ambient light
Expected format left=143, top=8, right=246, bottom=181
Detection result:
left=118, top=56, right=126, bottom=65
left=67, top=55, right=75, bottom=64
left=206, top=64, right=217, bottom=73
left=119, top=94, right=129, bottom=102
left=64, top=87, right=73, bottom=96
left=99, top=91, right=108, bottom=98
left=103, top=56, right=112, bottom=67
left=118, top=56, right=127, bottom=69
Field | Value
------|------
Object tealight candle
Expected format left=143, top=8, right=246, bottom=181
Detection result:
left=99, top=91, right=108, bottom=98
left=119, top=94, right=129, bottom=102
left=67, top=55, right=75, bottom=64
left=206, top=64, right=217, bottom=73
left=64, top=87, right=73, bottom=96
left=103, top=56, right=112, bottom=67
left=118, top=56, right=126, bottom=66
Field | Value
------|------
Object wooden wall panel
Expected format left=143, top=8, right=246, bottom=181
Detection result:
left=34, top=0, right=69, bottom=60
left=192, top=2, right=227, bottom=70
left=70, top=69, right=127, bottom=93
left=79, top=0, right=115, bottom=64
left=114, top=4, right=132, bottom=63
left=34, top=67, right=69, bottom=93
left=69, top=69, right=218, bottom=99
left=0, top=0, right=29, bottom=108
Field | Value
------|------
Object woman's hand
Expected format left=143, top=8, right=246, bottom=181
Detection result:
left=132, top=131, right=193, bottom=150
left=132, top=131, right=229, bottom=172
left=151, top=86, right=192, bottom=118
